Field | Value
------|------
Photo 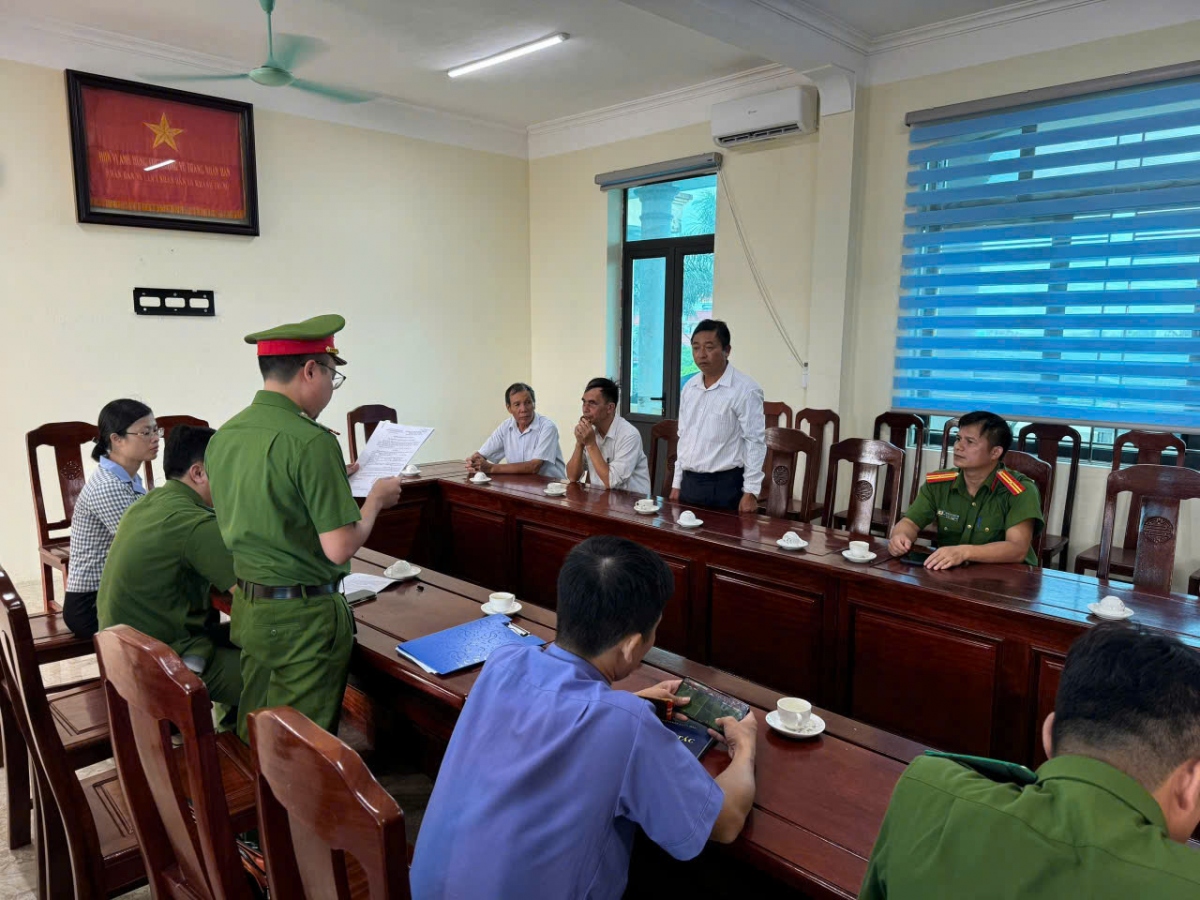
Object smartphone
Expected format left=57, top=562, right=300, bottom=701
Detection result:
left=345, top=589, right=377, bottom=607
left=673, top=678, right=751, bottom=734
left=899, top=548, right=933, bottom=565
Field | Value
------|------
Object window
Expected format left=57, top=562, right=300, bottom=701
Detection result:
left=895, top=77, right=1200, bottom=433
left=621, top=174, right=717, bottom=421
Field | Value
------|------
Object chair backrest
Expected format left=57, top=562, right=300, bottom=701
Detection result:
left=763, top=427, right=819, bottom=520
left=794, top=408, right=840, bottom=510
left=347, top=405, right=398, bottom=463
left=648, top=419, right=679, bottom=499
left=1000, top=450, right=1054, bottom=560
left=937, top=417, right=960, bottom=471
left=762, top=401, right=794, bottom=429
left=1017, top=423, right=1082, bottom=542
left=95, top=626, right=250, bottom=900
left=1112, top=431, right=1187, bottom=549
left=248, top=707, right=411, bottom=900
left=144, top=415, right=210, bottom=490
left=872, top=412, right=926, bottom=507
left=1097, top=465, right=1200, bottom=595
left=26, top=421, right=95, bottom=545
left=820, top=439, right=905, bottom=536
left=0, top=579, right=108, bottom=897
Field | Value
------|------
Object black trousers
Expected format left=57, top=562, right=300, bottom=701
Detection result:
left=63, top=589, right=99, bottom=640
left=679, top=468, right=744, bottom=511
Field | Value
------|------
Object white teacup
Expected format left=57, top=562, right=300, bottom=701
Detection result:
left=679, top=510, right=699, bottom=525
left=471, top=471, right=489, bottom=483
left=546, top=482, right=567, bottom=495
left=635, top=498, right=657, bottom=511
left=781, top=531, right=803, bottom=547
left=1098, top=595, right=1127, bottom=615
left=488, top=592, right=516, bottom=613
left=777, top=697, right=812, bottom=731
left=385, top=560, right=415, bottom=579
left=401, top=464, right=420, bottom=476
left=848, top=540, right=871, bottom=559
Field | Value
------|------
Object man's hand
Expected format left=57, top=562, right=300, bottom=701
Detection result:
left=346, top=461, right=360, bottom=478
left=925, top=544, right=972, bottom=570
left=738, top=492, right=759, bottom=514
left=366, top=475, right=402, bottom=512
left=464, top=453, right=483, bottom=475
left=712, top=711, right=758, bottom=763
left=573, top=420, right=596, bottom=447
left=669, top=488, right=681, bottom=502
left=636, top=678, right=691, bottom=721
left=888, top=532, right=913, bottom=557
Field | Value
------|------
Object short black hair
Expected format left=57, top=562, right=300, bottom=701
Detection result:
left=958, top=410, right=1012, bottom=458
left=505, top=382, right=535, bottom=406
left=258, top=353, right=331, bottom=383
left=93, top=398, right=153, bottom=462
left=585, top=377, right=620, bottom=406
left=691, top=318, right=731, bottom=350
left=164, top=425, right=216, bottom=480
left=1052, top=623, right=1200, bottom=790
left=556, top=536, right=673, bottom=658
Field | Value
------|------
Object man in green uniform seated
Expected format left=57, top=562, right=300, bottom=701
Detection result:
left=205, top=314, right=403, bottom=742
left=860, top=622, right=1200, bottom=898
left=887, top=410, right=1042, bottom=570
left=98, top=425, right=241, bottom=710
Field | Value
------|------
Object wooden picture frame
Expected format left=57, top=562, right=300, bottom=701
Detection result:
left=66, top=70, right=260, bottom=236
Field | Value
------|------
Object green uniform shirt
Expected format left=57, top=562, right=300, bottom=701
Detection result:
left=205, top=390, right=361, bottom=585
left=901, top=462, right=1043, bottom=566
left=97, top=479, right=236, bottom=662
left=861, top=753, right=1200, bottom=899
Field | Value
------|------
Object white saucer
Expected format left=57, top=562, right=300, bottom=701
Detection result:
left=634, top=505, right=661, bottom=516
left=841, top=550, right=876, bottom=563
left=678, top=518, right=703, bottom=529
left=480, top=601, right=522, bottom=616
left=544, top=487, right=568, bottom=497
left=766, top=710, right=825, bottom=739
left=1088, top=602, right=1134, bottom=620
left=470, top=475, right=492, bottom=484
left=384, top=564, right=421, bottom=581
left=776, top=538, right=808, bottom=551
left=400, top=467, right=420, bottom=477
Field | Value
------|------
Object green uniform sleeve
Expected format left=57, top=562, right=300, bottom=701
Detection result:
left=1005, top=478, right=1044, bottom=535
left=296, top=432, right=363, bottom=534
left=183, top=517, right=237, bottom=593
left=901, top=483, right=937, bottom=530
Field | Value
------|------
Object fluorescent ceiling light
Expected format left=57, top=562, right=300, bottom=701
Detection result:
left=144, top=159, right=176, bottom=171
left=448, top=33, right=568, bottom=78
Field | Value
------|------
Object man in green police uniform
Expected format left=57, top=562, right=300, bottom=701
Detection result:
left=860, top=622, right=1200, bottom=898
left=98, top=425, right=241, bottom=708
left=205, top=314, right=402, bottom=742
left=887, top=410, right=1042, bottom=569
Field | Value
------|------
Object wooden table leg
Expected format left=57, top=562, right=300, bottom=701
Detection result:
left=0, top=685, right=32, bottom=848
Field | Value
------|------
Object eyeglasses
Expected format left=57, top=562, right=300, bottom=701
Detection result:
left=123, top=426, right=164, bottom=440
left=316, top=361, right=346, bottom=390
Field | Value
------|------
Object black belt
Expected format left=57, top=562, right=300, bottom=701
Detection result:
left=237, top=579, right=341, bottom=600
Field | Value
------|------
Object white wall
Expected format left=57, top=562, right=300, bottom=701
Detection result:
left=0, top=57, right=530, bottom=584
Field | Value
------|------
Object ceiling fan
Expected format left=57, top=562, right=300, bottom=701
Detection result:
left=142, top=0, right=374, bottom=103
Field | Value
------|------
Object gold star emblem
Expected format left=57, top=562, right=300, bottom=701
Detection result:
left=144, top=113, right=184, bottom=150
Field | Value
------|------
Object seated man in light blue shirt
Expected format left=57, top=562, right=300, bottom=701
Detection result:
left=466, top=381, right=567, bottom=479
left=410, top=536, right=758, bottom=900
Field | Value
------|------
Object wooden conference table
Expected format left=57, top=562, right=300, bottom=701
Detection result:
left=347, top=547, right=927, bottom=900
left=364, top=464, right=1200, bottom=769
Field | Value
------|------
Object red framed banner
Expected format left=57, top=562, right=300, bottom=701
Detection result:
left=66, top=70, right=260, bottom=236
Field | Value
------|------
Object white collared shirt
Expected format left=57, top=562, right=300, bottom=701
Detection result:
left=583, top=414, right=652, bottom=496
left=672, top=363, right=767, bottom=496
left=479, top=413, right=567, bottom=479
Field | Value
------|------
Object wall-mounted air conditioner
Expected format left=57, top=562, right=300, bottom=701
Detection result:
left=711, top=86, right=818, bottom=149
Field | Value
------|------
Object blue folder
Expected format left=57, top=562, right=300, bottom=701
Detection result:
left=395, top=614, right=546, bottom=675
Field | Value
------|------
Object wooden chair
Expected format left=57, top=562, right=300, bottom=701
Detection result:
left=96, top=625, right=258, bottom=900
left=0, top=584, right=141, bottom=898
left=936, top=417, right=960, bottom=471
left=834, top=413, right=925, bottom=535
left=821, top=439, right=905, bottom=537
left=1190, top=569, right=1199, bottom=598
left=26, top=420, right=95, bottom=612
left=648, top=419, right=679, bottom=499
left=249, top=706, right=411, bottom=899
left=144, top=415, right=210, bottom=489
left=1000, top=450, right=1054, bottom=563
left=795, top=409, right=840, bottom=523
left=762, top=427, right=819, bottom=520
left=1018, top=423, right=1083, bottom=571
left=763, top=401, right=794, bottom=429
left=1095, top=465, right=1200, bottom=595
left=348, top=404, right=398, bottom=463
left=1075, top=431, right=1186, bottom=579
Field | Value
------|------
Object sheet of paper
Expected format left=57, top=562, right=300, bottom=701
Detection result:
left=349, top=422, right=434, bottom=497
left=342, top=573, right=397, bottom=594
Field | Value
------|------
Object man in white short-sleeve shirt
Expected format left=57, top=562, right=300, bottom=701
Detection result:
left=670, top=320, right=766, bottom=514
left=467, top=382, right=567, bottom=479
left=566, top=377, right=652, bottom=496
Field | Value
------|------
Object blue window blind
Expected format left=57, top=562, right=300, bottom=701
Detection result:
left=895, top=77, right=1200, bottom=430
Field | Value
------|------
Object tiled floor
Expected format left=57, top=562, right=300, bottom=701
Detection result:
left=0, top=578, right=431, bottom=897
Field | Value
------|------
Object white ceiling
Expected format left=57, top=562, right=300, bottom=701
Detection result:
left=798, top=0, right=1022, bottom=41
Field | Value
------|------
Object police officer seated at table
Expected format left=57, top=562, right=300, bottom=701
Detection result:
left=97, top=425, right=241, bottom=713
left=466, top=381, right=567, bottom=479
left=887, top=410, right=1042, bottom=570
left=410, top=536, right=758, bottom=900
left=860, top=622, right=1200, bottom=899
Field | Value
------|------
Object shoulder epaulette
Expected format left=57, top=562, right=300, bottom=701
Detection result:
left=296, top=412, right=341, bottom=436
left=924, top=750, right=1037, bottom=786
left=995, top=468, right=1025, bottom=495
left=925, top=470, right=958, bottom=483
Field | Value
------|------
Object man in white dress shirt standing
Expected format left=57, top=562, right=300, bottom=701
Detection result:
left=566, top=377, right=652, bottom=496
left=467, top=382, right=567, bottom=479
left=669, top=320, right=766, bottom=514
